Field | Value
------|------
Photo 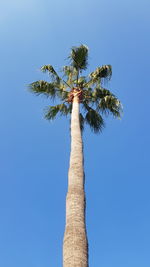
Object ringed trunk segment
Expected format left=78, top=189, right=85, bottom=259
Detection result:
left=63, top=95, right=88, bottom=267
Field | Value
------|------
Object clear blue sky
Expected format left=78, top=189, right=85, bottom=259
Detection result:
left=0, top=0, right=150, bottom=266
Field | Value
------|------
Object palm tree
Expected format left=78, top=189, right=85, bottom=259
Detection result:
left=29, top=45, right=122, bottom=267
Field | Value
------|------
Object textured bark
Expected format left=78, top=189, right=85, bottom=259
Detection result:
left=63, top=95, right=88, bottom=267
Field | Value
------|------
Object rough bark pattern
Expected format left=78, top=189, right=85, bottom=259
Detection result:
left=63, top=96, right=88, bottom=267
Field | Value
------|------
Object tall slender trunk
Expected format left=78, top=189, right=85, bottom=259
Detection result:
left=63, top=95, right=88, bottom=267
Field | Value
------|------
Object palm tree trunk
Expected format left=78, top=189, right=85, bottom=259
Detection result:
left=63, top=95, right=88, bottom=267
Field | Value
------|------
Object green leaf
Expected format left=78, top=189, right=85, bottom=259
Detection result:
left=58, top=90, right=69, bottom=101
left=85, top=108, right=105, bottom=133
left=90, top=88, right=114, bottom=101
left=29, top=80, right=69, bottom=101
left=62, top=66, right=77, bottom=86
left=29, top=80, right=57, bottom=98
left=68, top=44, right=89, bottom=71
left=88, top=65, right=112, bottom=85
left=41, top=65, right=60, bottom=83
left=45, top=104, right=71, bottom=120
left=99, top=95, right=122, bottom=118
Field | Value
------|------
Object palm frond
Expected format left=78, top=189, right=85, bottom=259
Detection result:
left=41, top=65, right=60, bottom=83
left=82, top=88, right=93, bottom=104
left=68, top=44, right=89, bottom=71
left=45, top=103, right=72, bottom=120
left=63, top=66, right=77, bottom=77
left=29, top=80, right=69, bottom=101
left=77, top=76, right=87, bottom=88
left=57, top=89, right=69, bottom=101
left=29, top=80, right=57, bottom=98
left=99, top=95, right=122, bottom=118
left=88, top=65, right=112, bottom=86
left=90, top=65, right=112, bottom=80
left=62, top=66, right=77, bottom=86
left=91, top=87, right=114, bottom=101
left=85, top=106, right=105, bottom=133
left=82, top=87, right=116, bottom=105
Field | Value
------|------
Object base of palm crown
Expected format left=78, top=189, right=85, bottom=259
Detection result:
left=67, top=87, right=83, bottom=103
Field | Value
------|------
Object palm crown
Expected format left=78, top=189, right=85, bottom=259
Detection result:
left=29, top=45, right=122, bottom=132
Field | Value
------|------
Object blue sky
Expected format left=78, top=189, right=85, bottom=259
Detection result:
left=0, top=0, right=150, bottom=266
